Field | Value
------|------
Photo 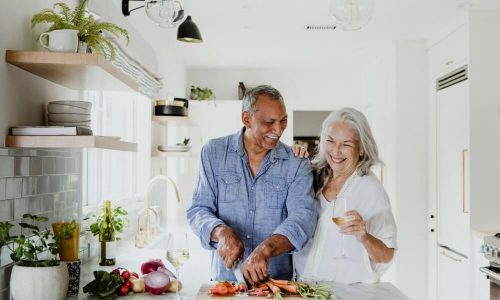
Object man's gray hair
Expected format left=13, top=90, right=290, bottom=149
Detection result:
left=311, top=107, right=382, bottom=193
left=242, top=85, right=284, bottom=116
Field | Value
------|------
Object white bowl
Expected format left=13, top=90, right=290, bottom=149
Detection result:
left=48, top=113, right=91, bottom=123
left=49, top=101, right=92, bottom=110
left=48, top=103, right=91, bottom=114
left=48, top=121, right=91, bottom=127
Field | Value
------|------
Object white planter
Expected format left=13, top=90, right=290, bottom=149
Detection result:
left=10, top=263, right=69, bottom=300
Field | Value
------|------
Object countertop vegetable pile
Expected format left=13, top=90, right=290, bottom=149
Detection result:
left=83, top=259, right=181, bottom=299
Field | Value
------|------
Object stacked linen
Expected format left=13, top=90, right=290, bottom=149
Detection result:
left=104, top=37, right=163, bottom=98
left=47, top=101, right=92, bottom=129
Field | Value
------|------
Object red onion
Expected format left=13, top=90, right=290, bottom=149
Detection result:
left=157, top=266, right=176, bottom=279
left=144, top=271, right=170, bottom=295
left=141, top=259, right=166, bottom=275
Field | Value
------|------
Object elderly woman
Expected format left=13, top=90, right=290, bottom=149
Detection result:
left=293, top=107, right=397, bottom=284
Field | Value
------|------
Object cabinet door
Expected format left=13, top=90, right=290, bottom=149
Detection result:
left=436, top=80, right=470, bottom=256
left=437, top=247, right=470, bottom=300
left=429, top=24, right=469, bottom=77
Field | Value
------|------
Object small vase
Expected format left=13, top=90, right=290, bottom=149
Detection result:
left=65, top=259, right=81, bottom=296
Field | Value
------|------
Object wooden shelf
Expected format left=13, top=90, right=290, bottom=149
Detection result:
left=5, top=50, right=139, bottom=91
left=6, top=136, right=137, bottom=152
left=152, top=149, right=196, bottom=157
left=152, top=115, right=189, bottom=125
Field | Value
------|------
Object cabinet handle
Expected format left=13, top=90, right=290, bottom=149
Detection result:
left=440, top=250, right=462, bottom=262
left=462, top=149, right=469, bottom=213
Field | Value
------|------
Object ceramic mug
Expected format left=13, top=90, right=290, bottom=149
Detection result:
left=39, top=29, right=79, bottom=52
left=65, top=259, right=81, bottom=296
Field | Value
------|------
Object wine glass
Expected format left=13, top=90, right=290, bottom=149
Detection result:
left=331, top=196, right=355, bottom=259
left=166, top=232, right=190, bottom=300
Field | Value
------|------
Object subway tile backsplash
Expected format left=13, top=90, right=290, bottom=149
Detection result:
left=0, top=148, right=83, bottom=297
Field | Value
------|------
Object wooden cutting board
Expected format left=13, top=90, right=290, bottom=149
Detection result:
left=195, top=284, right=305, bottom=300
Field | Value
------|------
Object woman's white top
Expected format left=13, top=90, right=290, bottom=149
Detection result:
left=294, top=171, right=397, bottom=284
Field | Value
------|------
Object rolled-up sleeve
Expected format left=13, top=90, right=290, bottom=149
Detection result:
left=186, top=143, right=225, bottom=250
left=273, top=159, right=317, bottom=251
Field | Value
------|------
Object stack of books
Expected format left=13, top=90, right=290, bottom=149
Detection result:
left=10, top=126, right=93, bottom=136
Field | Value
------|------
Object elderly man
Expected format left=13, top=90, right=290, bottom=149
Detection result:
left=187, top=85, right=317, bottom=284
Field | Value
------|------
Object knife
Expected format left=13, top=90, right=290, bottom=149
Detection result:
left=233, top=263, right=247, bottom=289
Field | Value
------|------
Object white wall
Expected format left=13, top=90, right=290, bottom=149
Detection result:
left=0, top=0, right=80, bottom=144
left=469, top=10, right=500, bottom=231
left=393, top=41, right=429, bottom=300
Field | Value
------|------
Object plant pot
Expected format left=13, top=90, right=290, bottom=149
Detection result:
left=10, top=262, right=69, bottom=300
left=52, top=222, right=80, bottom=261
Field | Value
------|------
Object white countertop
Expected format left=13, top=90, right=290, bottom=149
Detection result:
left=75, top=239, right=409, bottom=300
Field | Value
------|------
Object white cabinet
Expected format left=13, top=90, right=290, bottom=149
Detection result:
left=429, top=24, right=469, bottom=77
left=436, top=78, right=470, bottom=257
left=437, top=246, right=470, bottom=300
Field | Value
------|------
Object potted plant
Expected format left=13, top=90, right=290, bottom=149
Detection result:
left=190, top=85, right=215, bottom=101
left=89, top=205, right=129, bottom=240
left=0, top=214, right=69, bottom=300
left=31, top=0, right=129, bottom=60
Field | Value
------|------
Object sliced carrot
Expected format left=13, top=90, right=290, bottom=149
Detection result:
left=258, top=283, right=269, bottom=290
left=210, top=284, right=228, bottom=295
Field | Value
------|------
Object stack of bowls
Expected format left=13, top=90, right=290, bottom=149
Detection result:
left=47, top=101, right=92, bottom=129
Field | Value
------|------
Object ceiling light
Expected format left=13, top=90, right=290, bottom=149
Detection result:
left=329, top=0, right=374, bottom=30
left=122, top=0, right=203, bottom=42
left=177, top=16, right=203, bottom=43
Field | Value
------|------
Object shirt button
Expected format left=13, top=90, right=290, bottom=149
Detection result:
left=246, top=235, right=251, bottom=239
left=251, top=186, right=255, bottom=190
left=249, top=210, right=254, bottom=214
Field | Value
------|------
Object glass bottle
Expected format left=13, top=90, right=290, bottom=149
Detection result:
left=99, top=200, right=116, bottom=266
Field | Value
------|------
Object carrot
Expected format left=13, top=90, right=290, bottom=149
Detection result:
left=210, top=285, right=228, bottom=295
left=273, top=283, right=299, bottom=294
left=258, top=283, right=269, bottom=290
left=265, top=281, right=283, bottom=300
left=268, top=278, right=290, bottom=286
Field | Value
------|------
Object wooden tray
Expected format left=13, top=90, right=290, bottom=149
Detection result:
left=195, top=284, right=304, bottom=300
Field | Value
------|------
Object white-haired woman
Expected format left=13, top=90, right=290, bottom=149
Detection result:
left=293, top=107, right=397, bottom=284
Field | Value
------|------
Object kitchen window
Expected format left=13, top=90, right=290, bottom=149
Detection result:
left=82, top=90, right=151, bottom=212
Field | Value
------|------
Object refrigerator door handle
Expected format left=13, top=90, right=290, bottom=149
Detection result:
left=440, top=250, right=462, bottom=262
left=462, top=148, right=469, bottom=213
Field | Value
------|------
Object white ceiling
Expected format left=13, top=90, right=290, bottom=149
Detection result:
left=127, top=0, right=500, bottom=70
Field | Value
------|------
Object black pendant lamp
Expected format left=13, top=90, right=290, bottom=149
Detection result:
left=177, top=16, right=203, bottom=43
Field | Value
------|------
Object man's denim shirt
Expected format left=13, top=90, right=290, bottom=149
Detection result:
left=187, top=128, right=318, bottom=280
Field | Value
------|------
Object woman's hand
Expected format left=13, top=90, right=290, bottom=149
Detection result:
left=292, top=144, right=309, bottom=159
left=339, top=210, right=368, bottom=243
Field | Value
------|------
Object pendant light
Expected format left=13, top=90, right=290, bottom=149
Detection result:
left=330, top=0, right=374, bottom=30
left=177, top=16, right=203, bottom=43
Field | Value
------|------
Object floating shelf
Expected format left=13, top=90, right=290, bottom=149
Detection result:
left=6, top=136, right=137, bottom=152
left=5, top=50, right=139, bottom=91
left=152, top=115, right=189, bottom=125
left=152, top=149, right=196, bottom=157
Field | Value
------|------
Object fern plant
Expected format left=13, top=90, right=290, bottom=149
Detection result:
left=31, top=0, right=129, bottom=60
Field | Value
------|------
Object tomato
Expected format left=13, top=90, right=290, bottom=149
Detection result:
left=120, top=284, right=129, bottom=296
left=121, top=271, right=131, bottom=281
left=112, top=268, right=121, bottom=275
left=125, top=280, right=132, bottom=287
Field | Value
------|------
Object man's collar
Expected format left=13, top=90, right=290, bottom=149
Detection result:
left=229, top=127, right=289, bottom=160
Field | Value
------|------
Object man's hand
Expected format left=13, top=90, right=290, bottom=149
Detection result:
left=242, top=244, right=271, bottom=284
left=211, top=225, right=244, bottom=269
left=241, top=234, right=293, bottom=285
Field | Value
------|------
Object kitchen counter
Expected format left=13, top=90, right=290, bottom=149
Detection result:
left=76, top=238, right=409, bottom=300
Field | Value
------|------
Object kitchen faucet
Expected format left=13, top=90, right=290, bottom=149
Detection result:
left=135, top=175, right=181, bottom=247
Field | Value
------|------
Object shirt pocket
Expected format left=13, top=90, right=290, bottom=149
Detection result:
left=264, top=178, right=288, bottom=209
left=216, top=172, right=242, bottom=203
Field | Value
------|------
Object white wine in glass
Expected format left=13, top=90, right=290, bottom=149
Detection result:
left=332, top=196, right=354, bottom=259
left=166, top=232, right=189, bottom=300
